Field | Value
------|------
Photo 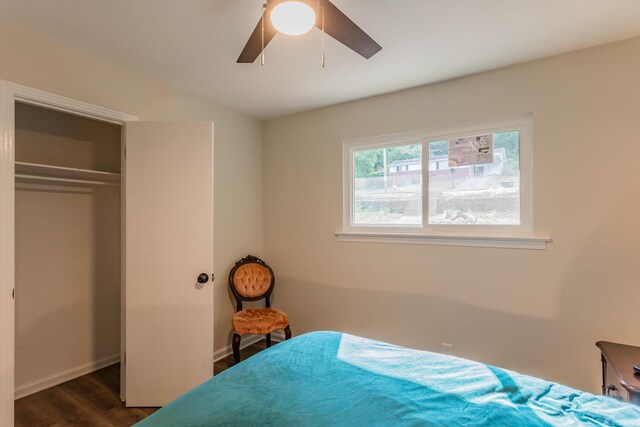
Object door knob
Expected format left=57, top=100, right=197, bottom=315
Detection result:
left=197, top=273, right=209, bottom=284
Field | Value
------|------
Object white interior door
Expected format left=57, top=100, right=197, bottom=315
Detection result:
left=124, top=121, right=214, bottom=407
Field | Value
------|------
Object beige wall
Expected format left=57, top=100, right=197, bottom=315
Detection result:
left=15, top=185, right=121, bottom=390
left=0, top=22, right=264, bottom=353
left=263, top=37, right=640, bottom=393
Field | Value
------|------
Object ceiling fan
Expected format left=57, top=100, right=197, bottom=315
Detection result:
left=237, top=0, right=382, bottom=63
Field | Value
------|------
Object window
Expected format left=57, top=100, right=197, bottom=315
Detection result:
left=353, top=143, right=422, bottom=226
left=428, top=131, right=518, bottom=226
left=340, top=115, right=549, bottom=249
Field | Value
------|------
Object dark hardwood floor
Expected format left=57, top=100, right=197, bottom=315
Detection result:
left=15, top=341, right=267, bottom=427
left=15, top=363, right=155, bottom=427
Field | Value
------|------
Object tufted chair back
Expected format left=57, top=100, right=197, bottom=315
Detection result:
left=229, top=255, right=275, bottom=312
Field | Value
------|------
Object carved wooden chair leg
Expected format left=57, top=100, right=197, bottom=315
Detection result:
left=284, top=325, right=292, bottom=340
left=266, top=333, right=272, bottom=348
left=232, top=333, right=241, bottom=364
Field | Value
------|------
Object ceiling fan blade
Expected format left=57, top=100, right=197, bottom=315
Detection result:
left=318, top=0, right=381, bottom=59
left=237, top=14, right=277, bottom=63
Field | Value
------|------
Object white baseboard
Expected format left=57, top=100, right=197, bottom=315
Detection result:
left=14, top=331, right=284, bottom=400
left=214, top=331, right=285, bottom=363
left=15, top=332, right=287, bottom=398
left=14, top=354, right=120, bottom=400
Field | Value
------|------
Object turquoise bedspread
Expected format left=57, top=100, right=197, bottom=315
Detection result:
left=136, top=331, right=640, bottom=426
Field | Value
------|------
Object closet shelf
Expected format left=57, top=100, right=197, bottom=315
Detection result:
left=15, top=161, right=121, bottom=186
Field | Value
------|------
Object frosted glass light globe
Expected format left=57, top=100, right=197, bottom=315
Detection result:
left=270, top=1, right=316, bottom=36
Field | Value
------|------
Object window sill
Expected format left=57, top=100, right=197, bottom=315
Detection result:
left=335, top=231, right=551, bottom=250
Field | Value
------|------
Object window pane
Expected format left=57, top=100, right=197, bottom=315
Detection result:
left=353, top=143, right=422, bottom=225
left=428, top=130, right=520, bottom=225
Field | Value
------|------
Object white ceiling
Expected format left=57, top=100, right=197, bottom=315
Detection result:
left=1, top=0, right=640, bottom=119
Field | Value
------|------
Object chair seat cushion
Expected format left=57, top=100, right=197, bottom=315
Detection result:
left=232, top=308, right=289, bottom=335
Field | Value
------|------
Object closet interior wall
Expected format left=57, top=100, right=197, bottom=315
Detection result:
left=14, top=102, right=122, bottom=397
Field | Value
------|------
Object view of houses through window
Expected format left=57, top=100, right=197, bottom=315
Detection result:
left=352, top=130, right=521, bottom=226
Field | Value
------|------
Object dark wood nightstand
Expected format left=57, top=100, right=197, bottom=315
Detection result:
left=596, top=341, right=640, bottom=405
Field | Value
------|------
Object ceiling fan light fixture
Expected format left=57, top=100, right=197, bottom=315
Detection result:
left=270, top=1, right=316, bottom=36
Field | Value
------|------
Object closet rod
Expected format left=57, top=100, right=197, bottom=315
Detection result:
left=15, top=161, right=121, bottom=180
left=15, top=174, right=121, bottom=187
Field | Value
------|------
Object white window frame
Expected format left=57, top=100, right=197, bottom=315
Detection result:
left=337, top=114, right=551, bottom=249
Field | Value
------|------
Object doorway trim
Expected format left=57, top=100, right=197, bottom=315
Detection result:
left=0, top=80, right=137, bottom=426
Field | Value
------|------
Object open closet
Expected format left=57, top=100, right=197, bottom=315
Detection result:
left=14, top=102, right=123, bottom=399
left=1, top=81, right=215, bottom=425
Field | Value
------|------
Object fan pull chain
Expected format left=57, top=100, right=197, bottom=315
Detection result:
left=321, top=4, right=326, bottom=67
left=261, top=3, right=266, bottom=66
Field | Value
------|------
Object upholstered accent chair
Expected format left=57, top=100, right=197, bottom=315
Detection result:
left=229, top=255, right=291, bottom=363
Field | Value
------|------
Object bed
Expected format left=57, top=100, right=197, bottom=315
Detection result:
left=136, top=331, right=640, bottom=426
